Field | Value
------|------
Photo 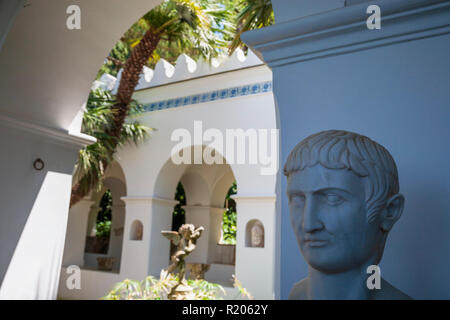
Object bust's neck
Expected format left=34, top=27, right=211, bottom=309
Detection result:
left=306, top=264, right=374, bottom=300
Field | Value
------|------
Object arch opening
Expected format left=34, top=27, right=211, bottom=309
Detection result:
left=151, top=145, right=238, bottom=285
left=82, top=163, right=127, bottom=273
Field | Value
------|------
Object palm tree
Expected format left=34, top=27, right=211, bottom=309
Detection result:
left=70, top=0, right=233, bottom=207
left=228, top=0, right=274, bottom=54
left=111, top=0, right=227, bottom=141
left=70, top=88, right=151, bottom=207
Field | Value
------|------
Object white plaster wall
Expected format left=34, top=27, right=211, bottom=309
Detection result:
left=119, top=199, right=152, bottom=280
left=234, top=196, right=277, bottom=300
left=59, top=267, right=122, bottom=300
left=0, top=124, right=80, bottom=299
left=119, top=65, right=276, bottom=197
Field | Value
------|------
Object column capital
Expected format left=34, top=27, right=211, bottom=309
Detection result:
left=242, top=0, right=450, bottom=68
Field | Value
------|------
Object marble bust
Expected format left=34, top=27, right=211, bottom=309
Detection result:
left=250, top=223, right=264, bottom=248
left=284, top=130, right=411, bottom=300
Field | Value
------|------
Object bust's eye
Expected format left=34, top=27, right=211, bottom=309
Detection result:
left=289, top=195, right=305, bottom=207
left=325, top=193, right=343, bottom=205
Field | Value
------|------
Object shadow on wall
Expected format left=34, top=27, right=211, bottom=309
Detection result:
left=0, top=125, right=80, bottom=297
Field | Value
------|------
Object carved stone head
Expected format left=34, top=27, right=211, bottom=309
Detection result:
left=284, top=130, right=405, bottom=274
left=251, top=223, right=264, bottom=248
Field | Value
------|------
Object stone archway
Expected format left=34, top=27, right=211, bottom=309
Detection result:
left=120, top=145, right=239, bottom=284
left=62, top=161, right=127, bottom=274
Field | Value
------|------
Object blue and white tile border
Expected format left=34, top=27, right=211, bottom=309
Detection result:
left=143, top=81, right=273, bottom=112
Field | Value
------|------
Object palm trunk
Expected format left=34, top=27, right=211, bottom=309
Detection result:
left=70, top=28, right=161, bottom=208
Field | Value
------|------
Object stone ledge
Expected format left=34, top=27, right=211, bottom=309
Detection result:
left=0, top=111, right=96, bottom=149
left=243, top=0, right=450, bottom=67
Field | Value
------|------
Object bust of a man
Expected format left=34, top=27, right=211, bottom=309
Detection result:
left=284, top=130, right=411, bottom=300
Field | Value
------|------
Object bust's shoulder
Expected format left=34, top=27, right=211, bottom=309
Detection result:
left=288, top=279, right=308, bottom=300
left=374, top=278, right=413, bottom=300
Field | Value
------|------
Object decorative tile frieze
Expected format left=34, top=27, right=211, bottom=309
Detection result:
left=143, top=81, right=273, bottom=112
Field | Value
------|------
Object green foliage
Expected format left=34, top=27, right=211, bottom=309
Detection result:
left=96, top=220, right=112, bottom=239
left=222, top=182, right=237, bottom=244
left=102, top=271, right=225, bottom=300
left=97, top=0, right=235, bottom=79
left=95, top=190, right=112, bottom=238
left=73, top=88, right=152, bottom=196
left=141, top=0, right=233, bottom=64
left=172, top=182, right=186, bottom=231
left=96, top=40, right=131, bottom=78
left=228, top=0, right=274, bottom=54
left=102, top=272, right=253, bottom=300
left=97, top=189, right=112, bottom=222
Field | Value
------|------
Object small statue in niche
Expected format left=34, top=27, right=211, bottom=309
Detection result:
left=284, top=130, right=411, bottom=300
left=250, top=222, right=264, bottom=248
left=135, top=222, right=143, bottom=240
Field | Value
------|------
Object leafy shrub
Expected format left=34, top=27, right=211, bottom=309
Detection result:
left=102, top=271, right=225, bottom=300
left=102, top=271, right=253, bottom=300
left=96, top=220, right=112, bottom=238
left=222, top=182, right=237, bottom=244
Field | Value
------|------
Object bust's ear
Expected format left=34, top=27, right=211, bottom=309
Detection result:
left=380, top=194, right=405, bottom=232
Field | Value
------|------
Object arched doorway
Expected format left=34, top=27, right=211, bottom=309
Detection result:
left=147, top=145, right=237, bottom=286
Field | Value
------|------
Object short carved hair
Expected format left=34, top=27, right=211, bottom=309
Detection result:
left=283, top=130, right=399, bottom=222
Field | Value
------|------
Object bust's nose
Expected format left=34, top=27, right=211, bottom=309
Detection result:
left=302, top=197, right=324, bottom=233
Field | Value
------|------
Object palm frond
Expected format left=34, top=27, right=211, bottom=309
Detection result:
left=72, top=88, right=151, bottom=196
left=229, top=0, right=274, bottom=54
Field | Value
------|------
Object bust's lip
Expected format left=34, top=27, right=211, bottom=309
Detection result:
left=303, top=237, right=330, bottom=247
left=304, top=236, right=330, bottom=242
left=304, top=239, right=329, bottom=247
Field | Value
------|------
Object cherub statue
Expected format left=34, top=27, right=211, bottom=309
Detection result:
left=161, top=224, right=204, bottom=298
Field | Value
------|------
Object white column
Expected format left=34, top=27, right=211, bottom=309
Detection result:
left=62, top=199, right=95, bottom=267
left=183, top=205, right=211, bottom=264
left=232, top=194, right=277, bottom=300
left=109, top=204, right=125, bottom=271
left=86, top=204, right=100, bottom=237
left=208, top=207, right=225, bottom=264
left=120, top=196, right=178, bottom=280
